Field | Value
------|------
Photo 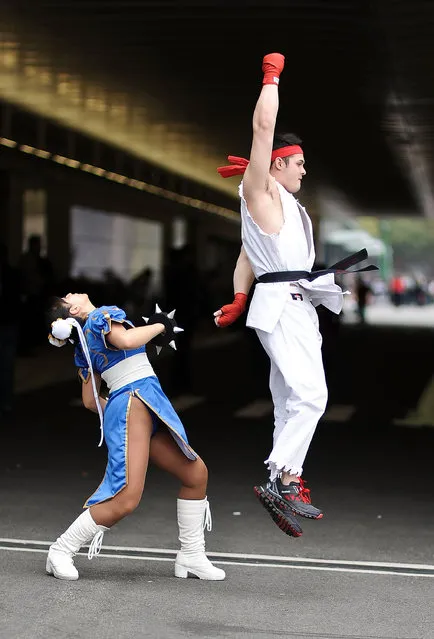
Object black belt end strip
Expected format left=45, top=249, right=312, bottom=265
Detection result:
left=257, top=249, right=379, bottom=284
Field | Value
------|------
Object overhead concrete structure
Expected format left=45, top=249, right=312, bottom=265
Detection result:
left=1, top=0, right=433, bottom=216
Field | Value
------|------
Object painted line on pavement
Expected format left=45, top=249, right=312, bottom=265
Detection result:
left=1, top=538, right=433, bottom=578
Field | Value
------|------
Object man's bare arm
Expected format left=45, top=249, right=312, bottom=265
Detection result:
left=233, top=246, right=255, bottom=295
left=214, top=247, right=254, bottom=327
left=242, top=54, right=285, bottom=235
left=243, top=83, right=279, bottom=198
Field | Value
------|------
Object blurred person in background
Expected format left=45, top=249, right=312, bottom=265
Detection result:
left=355, top=275, right=371, bottom=324
left=18, top=234, right=54, bottom=354
left=0, top=243, right=21, bottom=419
left=128, top=266, right=155, bottom=324
left=389, top=274, right=405, bottom=307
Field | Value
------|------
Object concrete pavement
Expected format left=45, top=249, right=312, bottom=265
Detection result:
left=1, top=314, right=433, bottom=639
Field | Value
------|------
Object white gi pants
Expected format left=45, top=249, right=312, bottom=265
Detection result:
left=256, top=289, right=328, bottom=480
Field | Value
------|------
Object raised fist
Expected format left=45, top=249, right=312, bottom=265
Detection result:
left=262, top=53, right=285, bottom=85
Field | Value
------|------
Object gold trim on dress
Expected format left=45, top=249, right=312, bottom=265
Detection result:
left=134, top=389, right=196, bottom=457
left=99, top=308, right=134, bottom=351
left=83, top=392, right=132, bottom=508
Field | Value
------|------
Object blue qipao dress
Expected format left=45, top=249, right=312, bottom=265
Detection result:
left=74, top=306, right=197, bottom=507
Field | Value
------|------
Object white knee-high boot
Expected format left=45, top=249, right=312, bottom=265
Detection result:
left=174, top=498, right=225, bottom=580
left=46, top=509, right=109, bottom=581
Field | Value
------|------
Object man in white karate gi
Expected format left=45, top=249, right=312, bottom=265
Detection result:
left=214, top=52, right=375, bottom=537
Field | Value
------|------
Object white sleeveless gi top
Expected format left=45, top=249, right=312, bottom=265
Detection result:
left=240, top=180, right=344, bottom=333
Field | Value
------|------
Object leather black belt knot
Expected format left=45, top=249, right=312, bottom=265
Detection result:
left=257, top=249, right=378, bottom=284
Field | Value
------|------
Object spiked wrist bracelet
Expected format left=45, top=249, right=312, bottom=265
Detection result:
left=142, top=303, right=184, bottom=355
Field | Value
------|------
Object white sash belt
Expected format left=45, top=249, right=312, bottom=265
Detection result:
left=102, top=353, right=155, bottom=393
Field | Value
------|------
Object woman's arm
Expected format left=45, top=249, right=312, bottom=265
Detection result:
left=81, top=373, right=107, bottom=413
left=81, top=320, right=165, bottom=411
left=105, top=321, right=165, bottom=350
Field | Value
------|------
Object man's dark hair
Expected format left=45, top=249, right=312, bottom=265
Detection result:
left=272, top=132, right=303, bottom=151
left=271, top=133, right=302, bottom=167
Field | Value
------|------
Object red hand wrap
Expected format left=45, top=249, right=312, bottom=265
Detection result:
left=217, top=293, right=248, bottom=327
left=262, top=52, right=285, bottom=86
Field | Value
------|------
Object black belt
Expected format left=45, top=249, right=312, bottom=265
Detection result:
left=256, top=249, right=378, bottom=284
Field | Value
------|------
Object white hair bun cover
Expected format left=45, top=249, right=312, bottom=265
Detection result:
left=48, top=317, right=76, bottom=346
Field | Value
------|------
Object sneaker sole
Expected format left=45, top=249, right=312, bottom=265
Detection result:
left=254, top=486, right=303, bottom=537
left=265, top=488, right=323, bottom=520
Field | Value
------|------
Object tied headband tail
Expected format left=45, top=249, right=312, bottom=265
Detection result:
left=217, top=156, right=249, bottom=178
left=217, top=145, right=303, bottom=178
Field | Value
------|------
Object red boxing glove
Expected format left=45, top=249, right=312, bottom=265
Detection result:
left=216, top=292, right=248, bottom=327
left=262, top=52, right=285, bottom=86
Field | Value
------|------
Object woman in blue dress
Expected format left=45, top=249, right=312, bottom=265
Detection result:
left=45, top=292, right=225, bottom=581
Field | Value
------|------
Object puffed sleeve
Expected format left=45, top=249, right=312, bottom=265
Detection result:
left=88, top=306, right=134, bottom=349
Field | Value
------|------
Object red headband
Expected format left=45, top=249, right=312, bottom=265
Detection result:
left=217, top=145, right=303, bottom=178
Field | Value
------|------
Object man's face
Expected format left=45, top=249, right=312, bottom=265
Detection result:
left=274, top=153, right=306, bottom=193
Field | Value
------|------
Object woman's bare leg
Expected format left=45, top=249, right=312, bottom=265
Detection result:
left=149, top=428, right=225, bottom=580
left=90, top=397, right=154, bottom=527
left=149, top=429, right=208, bottom=499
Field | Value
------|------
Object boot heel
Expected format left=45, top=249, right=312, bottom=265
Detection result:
left=174, top=563, right=188, bottom=578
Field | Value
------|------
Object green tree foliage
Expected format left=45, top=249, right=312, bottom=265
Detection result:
left=359, top=217, right=434, bottom=271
